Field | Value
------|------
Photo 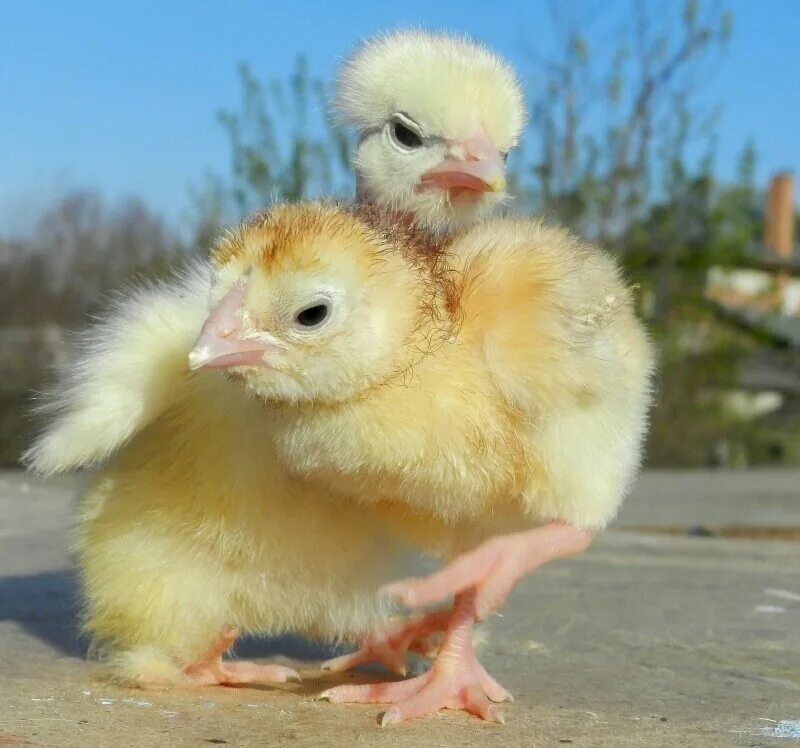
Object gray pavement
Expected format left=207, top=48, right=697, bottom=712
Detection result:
left=1, top=470, right=798, bottom=747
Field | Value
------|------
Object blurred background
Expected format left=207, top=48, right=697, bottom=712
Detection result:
left=1, top=0, right=798, bottom=467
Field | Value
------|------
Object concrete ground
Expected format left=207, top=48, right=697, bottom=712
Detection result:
left=1, top=469, right=798, bottom=747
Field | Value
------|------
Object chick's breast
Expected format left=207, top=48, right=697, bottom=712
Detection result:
left=281, top=348, right=525, bottom=504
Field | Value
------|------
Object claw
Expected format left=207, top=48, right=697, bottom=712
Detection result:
left=381, top=706, right=402, bottom=727
left=378, top=580, right=416, bottom=607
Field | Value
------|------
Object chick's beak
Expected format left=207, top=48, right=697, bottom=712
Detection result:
left=188, top=280, right=284, bottom=370
left=417, top=129, right=506, bottom=195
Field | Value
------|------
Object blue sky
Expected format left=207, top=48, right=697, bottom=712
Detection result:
left=1, top=0, right=798, bottom=235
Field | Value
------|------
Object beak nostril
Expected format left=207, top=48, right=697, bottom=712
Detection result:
left=447, top=144, right=467, bottom=161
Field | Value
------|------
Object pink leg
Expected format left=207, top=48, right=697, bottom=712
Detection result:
left=321, top=610, right=451, bottom=676
left=320, top=591, right=512, bottom=725
left=382, top=521, right=594, bottom=620
left=183, top=625, right=300, bottom=686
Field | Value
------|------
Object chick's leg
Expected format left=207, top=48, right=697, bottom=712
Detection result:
left=383, top=521, right=594, bottom=620
left=321, top=590, right=511, bottom=725
left=183, top=625, right=300, bottom=686
left=321, top=610, right=451, bottom=676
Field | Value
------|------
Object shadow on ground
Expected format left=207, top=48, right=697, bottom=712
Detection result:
left=0, top=570, right=343, bottom=662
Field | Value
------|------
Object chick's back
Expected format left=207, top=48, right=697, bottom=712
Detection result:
left=449, top=216, right=654, bottom=528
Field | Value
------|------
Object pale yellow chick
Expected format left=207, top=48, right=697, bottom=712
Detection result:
left=21, top=25, right=530, bottom=686
left=336, top=29, right=526, bottom=233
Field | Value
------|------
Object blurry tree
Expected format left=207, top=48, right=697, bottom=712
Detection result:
left=190, top=56, right=352, bottom=248
left=707, top=141, right=761, bottom=265
left=1, top=189, right=181, bottom=325
left=516, top=0, right=732, bottom=240
left=0, top=188, right=181, bottom=463
left=506, top=0, right=789, bottom=466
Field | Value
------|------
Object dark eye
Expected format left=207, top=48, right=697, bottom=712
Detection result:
left=501, top=151, right=509, bottom=163
left=392, top=121, right=423, bottom=149
left=295, top=303, right=330, bottom=328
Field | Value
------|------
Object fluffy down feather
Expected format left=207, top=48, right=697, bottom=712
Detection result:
left=23, top=263, right=211, bottom=476
left=337, top=29, right=524, bottom=148
left=70, top=369, right=401, bottom=683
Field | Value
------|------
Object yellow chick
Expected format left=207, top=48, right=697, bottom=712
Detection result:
left=183, top=203, right=654, bottom=723
left=336, top=29, right=526, bottom=233
left=26, top=202, right=653, bottom=724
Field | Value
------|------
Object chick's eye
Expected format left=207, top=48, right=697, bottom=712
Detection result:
left=295, top=303, right=330, bottom=328
left=391, top=121, right=423, bottom=149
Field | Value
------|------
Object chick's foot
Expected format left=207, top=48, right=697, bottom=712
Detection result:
left=183, top=625, right=300, bottom=686
left=321, top=609, right=451, bottom=676
left=382, top=521, right=594, bottom=620
left=320, top=591, right=511, bottom=725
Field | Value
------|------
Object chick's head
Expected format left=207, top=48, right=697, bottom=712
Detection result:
left=189, top=203, right=431, bottom=403
left=336, top=29, right=526, bottom=233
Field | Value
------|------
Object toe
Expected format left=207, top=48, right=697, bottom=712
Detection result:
left=475, top=568, right=516, bottom=620
left=475, top=660, right=513, bottom=702
left=378, top=677, right=452, bottom=724
left=320, top=651, right=369, bottom=673
left=320, top=674, right=427, bottom=705
left=222, top=662, right=301, bottom=685
left=322, top=646, right=406, bottom=676
left=454, top=684, right=504, bottom=722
